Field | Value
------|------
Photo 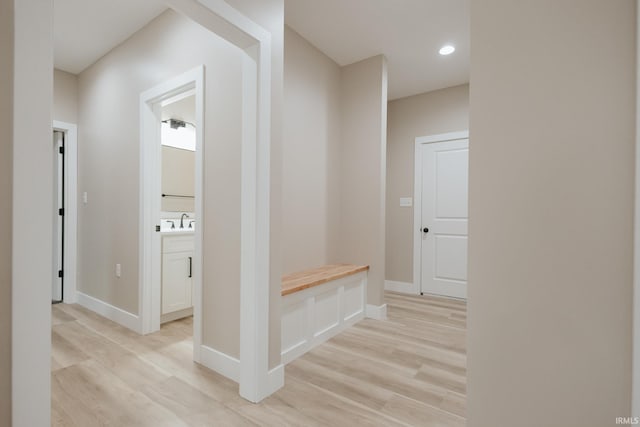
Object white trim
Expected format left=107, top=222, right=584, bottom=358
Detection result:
left=239, top=44, right=260, bottom=401
left=366, top=303, right=388, bottom=320
left=384, top=280, right=418, bottom=295
left=413, top=130, right=469, bottom=295
left=198, top=347, right=282, bottom=400
left=191, top=65, right=205, bottom=362
left=139, top=66, right=204, bottom=341
left=413, top=140, right=422, bottom=295
left=141, top=1, right=278, bottom=403
left=415, top=131, right=469, bottom=145
left=76, top=292, right=141, bottom=333
left=199, top=345, right=240, bottom=382
left=161, top=88, right=196, bottom=107
left=632, top=0, right=640, bottom=417
left=52, top=121, right=78, bottom=304
left=196, top=0, right=271, bottom=42
left=266, top=364, right=285, bottom=396
left=183, top=0, right=278, bottom=404
left=239, top=41, right=276, bottom=403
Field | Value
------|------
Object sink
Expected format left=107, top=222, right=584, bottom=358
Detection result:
left=160, top=219, right=195, bottom=232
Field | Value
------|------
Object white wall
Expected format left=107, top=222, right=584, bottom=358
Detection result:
left=12, top=0, right=53, bottom=425
left=0, top=1, right=12, bottom=424
left=468, top=1, right=635, bottom=425
left=282, top=26, right=342, bottom=274
left=386, top=85, right=469, bottom=284
left=338, top=55, right=388, bottom=307
left=53, top=69, right=78, bottom=124
left=77, top=10, right=244, bottom=357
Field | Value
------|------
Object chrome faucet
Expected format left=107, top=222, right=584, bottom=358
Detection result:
left=180, top=213, right=189, bottom=229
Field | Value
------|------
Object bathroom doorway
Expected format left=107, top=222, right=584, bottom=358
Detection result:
left=159, top=91, right=197, bottom=328
left=139, top=66, right=205, bottom=360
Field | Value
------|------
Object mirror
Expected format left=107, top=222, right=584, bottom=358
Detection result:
left=161, top=94, right=196, bottom=212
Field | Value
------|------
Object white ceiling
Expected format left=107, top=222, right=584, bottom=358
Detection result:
left=54, top=0, right=469, bottom=100
left=54, top=0, right=167, bottom=74
left=285, top=0, right=470, bottom=100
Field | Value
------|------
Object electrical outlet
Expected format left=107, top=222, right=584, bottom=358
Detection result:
left=115, top=264, right=121, bottom=278
left=83, top=192, right=88, bottom=204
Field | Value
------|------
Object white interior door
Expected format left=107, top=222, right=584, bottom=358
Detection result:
left=52, top=131, right=64, bottom=302
left=420, top=138, right=469, bottom=298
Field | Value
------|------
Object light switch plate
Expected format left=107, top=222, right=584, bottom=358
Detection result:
left=400, top=197, right=413, bottom=207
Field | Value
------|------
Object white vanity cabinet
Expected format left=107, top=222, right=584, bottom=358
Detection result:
left=162, top=234, right=194, bottom=318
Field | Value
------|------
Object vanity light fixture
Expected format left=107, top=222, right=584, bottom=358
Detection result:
left=439, top=45, right=455, bottom=55
left=161, top=119, right=196, bottom=151
left=168, top=118, right=186, bottom=129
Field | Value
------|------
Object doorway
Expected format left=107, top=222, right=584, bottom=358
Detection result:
left=413, top=131, right=469, bottom=299
left=159, top=91, right=197, bottom=327
left=52, top=130, right=64, bottom=303
left=139, top=67, right=204, bottom=353
left=52, top=121, right=78, bottom=305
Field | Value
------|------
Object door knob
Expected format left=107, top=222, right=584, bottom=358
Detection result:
left=423, top=227, right=429, bottom=233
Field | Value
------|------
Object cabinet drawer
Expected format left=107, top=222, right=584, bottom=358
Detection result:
left=163, top=235, right=194, bottom=253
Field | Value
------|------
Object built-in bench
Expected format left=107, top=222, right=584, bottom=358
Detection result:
left=281, top=264, right=369, bottom=364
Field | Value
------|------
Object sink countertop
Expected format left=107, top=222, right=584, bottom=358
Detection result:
left=160, top=229, right=195, bottom=236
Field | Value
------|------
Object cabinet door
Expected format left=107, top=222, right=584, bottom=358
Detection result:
left=162, top=251, right=193, bottom=315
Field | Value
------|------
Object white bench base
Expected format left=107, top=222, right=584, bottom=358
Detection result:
left=281, top=271, right=367, bottom=364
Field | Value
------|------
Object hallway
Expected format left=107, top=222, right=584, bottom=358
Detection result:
left=52, top=292, right=466, bottom=426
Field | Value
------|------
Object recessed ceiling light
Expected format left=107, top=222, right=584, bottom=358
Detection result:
left=439, top=45, right=455, bottom=56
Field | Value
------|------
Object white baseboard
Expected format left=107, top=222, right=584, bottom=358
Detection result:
left=63, top=290, right=77, bottom=305
left=366, top=303, right=388, bottom=320
left=76, top=291, right=141, bottom=333
left=384, top=280, right=418, bottom=294
left=240, top=363, right=286, bottom=403
left=198, top=346, right=283, bottom=397
left=200, top=345, right=240, bottom=383
left=265, top=364, right=284, bottom=396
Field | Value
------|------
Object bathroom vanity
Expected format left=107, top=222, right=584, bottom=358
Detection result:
left=161, top=231, right=194, bottom=323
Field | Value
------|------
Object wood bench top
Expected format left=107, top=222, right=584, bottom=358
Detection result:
left=281, top=264, right=369, bottom=296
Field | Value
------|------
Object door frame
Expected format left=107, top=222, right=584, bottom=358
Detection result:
left=413, top=130, right=469, bottom=296
left=149, top=0, right=279, bottom=403
left=52, top=120, right=78, bottom=304
left=139, top=66, right=204, bottom=344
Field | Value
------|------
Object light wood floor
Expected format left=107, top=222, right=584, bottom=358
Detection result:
left=52, top=292, right=466, bottom=426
